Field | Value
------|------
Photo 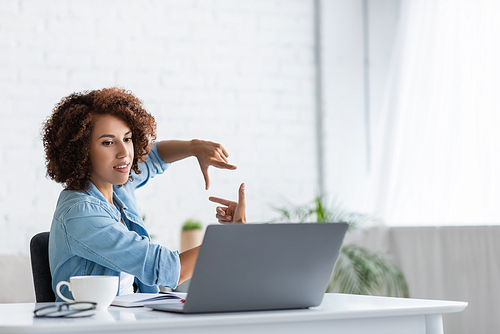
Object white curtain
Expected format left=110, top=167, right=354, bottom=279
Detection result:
left=373, top=0, right=500, bottom=225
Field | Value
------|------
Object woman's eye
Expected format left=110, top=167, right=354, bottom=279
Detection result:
left=124, top=137, right=133, bottom=143
left=102, top=141, right=113, bottom=146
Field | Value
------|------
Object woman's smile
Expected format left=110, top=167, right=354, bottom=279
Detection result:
left=114, top=162, right=131, bottom=173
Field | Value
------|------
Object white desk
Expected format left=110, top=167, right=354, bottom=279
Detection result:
left=0, top=293, right=467, bottom=334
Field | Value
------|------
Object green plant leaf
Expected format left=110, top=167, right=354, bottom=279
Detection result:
left=272, top=196, right=376, bottom=230
left=182, top=219, right=203, bottom=231
left=329, top=244, right=409, bottom=297
left=272, top=196, right=409, bottom=298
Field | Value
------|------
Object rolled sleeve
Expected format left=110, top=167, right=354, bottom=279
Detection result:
left=132, top=143, right=171, bottom=189
left=63, top=202, right=181, bottom=288
left=156, top=246, right=181, bottom=289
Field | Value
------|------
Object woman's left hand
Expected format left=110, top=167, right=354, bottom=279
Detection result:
left=191, top=139, right=237, bottom=190
left=209, top=183, right=246, bottom=223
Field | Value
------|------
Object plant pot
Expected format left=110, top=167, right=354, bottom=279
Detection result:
left=180, top=230, right=204, bottom=252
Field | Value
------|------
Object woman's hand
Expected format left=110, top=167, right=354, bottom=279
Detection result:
left=191, top=139, right=237, bottom=190
left=209, top=183, right=246, bottom=223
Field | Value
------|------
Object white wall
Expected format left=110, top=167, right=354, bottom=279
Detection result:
left=0, top=0, right=318, bottom=255
left=351, top=225, right=500, bottom=334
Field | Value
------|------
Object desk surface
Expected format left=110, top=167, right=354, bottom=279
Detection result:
left=0, top=293, right=467, bottom=334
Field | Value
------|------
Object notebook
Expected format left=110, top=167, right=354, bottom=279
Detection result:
left=112, top=292, right=187, bottom=308
left=146, top=222, right=348, bottom=314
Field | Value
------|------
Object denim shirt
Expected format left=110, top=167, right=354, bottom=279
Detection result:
left=49, top=144, right=181, bottom=301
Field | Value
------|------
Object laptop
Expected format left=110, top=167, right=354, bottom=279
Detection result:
left=147, top=222, right=348, bottom=314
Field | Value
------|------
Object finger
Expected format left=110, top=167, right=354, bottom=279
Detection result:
left=215, top=150, right=229, bottom=164
left=217, top=207, right=232, bottom=219
left=210, top=160, right=237, bottom=170
left=219, top=145, right=229, bottom=157
left=216, top=207, right=226, bottom=216
left=216, top=214, right=232, bottom=222
left=209, top=196, right=233, bottom=206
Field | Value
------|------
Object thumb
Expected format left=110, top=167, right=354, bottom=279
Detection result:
left=200, top=163, right=210, bottom=190
left=238, top=183, right=245, bottom=204
left=234, top=183, right=246, bottom=223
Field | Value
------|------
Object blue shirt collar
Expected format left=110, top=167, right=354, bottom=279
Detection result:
left=85, top=181, right=108, bottom=202
left=112, top=186, right=128, bottom=211
left=85, top=182, right=128, bottom=213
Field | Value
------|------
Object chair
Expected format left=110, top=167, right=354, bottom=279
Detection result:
left=30, top=232, right=56, bottom=302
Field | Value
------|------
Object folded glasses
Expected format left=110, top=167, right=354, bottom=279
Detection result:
left=34, top=302, right=97, bottom=318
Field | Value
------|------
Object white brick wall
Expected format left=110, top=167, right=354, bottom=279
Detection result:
left=0, top=0, right=317, bottom=254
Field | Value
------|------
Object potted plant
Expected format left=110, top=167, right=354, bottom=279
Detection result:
left=180, top=219, right=204, bottom=252
left=273, top=197, right=409, bottom=297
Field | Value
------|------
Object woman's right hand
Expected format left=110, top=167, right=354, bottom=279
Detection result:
left=209, top=183, right=246, bottom=223
left=190, top=139, right=237, bottom=190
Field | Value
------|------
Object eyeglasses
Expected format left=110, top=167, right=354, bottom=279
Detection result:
left=34, top=302, right=97, bottom=318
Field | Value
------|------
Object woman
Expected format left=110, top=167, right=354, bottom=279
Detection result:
left=42, top=87, right=245, bottom=301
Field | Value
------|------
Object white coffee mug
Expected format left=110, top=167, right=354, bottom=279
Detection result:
left=56, top=276, right=119, bottom=310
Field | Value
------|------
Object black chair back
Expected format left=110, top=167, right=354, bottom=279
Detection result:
left=30, top=232, right=56, bottom=302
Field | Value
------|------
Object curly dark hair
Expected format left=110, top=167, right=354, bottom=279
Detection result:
left=42, top=87, right=157, bottom=190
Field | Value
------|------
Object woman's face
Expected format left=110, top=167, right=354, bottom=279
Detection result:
left=89, top=114, right=134, bottom=193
